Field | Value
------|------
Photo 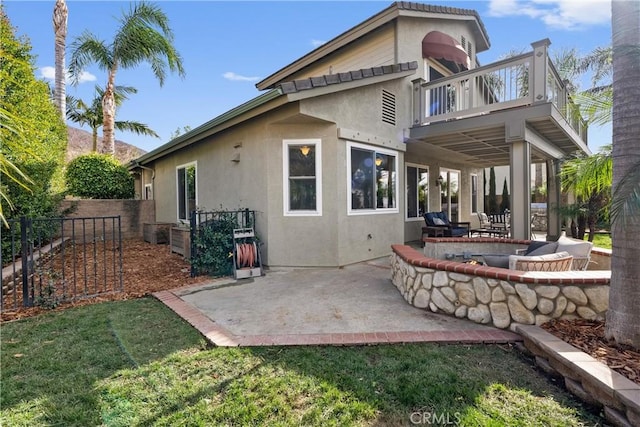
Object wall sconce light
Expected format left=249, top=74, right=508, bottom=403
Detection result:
left=375, top=156, right=383, bottom=167
left=300, top=145, right=311, bottom=156
left=436, top=175, right=444, bottom=187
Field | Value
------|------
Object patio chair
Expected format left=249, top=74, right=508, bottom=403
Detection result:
left=423, top=211, right=470, bottom=237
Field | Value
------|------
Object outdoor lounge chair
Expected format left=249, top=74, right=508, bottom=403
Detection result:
left=423, top=211, right=470, bottom=238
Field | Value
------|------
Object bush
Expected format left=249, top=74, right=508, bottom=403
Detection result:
left=65, top=154, right=134, bottom=199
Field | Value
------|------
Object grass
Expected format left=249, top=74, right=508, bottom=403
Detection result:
left=1, top=298, right=604, bottom=426
left=588, top=233, right=612, bottom=249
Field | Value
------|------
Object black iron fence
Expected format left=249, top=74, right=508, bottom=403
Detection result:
left=1, top=216, right=123, bottom=312
left=190, top=209, right=256, bottom=277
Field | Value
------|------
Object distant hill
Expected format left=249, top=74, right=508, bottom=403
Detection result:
left=66, top=126, right=147, bottom=164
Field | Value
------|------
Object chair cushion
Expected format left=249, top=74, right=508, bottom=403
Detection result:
left=556, top=236, right=593, bottom=258
left=483, top=254, right=510, bottom=268
left=423, top=212, right=438, bottom=226
left=526, top=241, right=559, bottom=256
left=433, top=218, right=446, bottom=225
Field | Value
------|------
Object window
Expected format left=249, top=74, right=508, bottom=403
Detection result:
left=144, top=184, right=153, bottom=200
left=348, top=142, right=397, bottom=214
left=283, top=139, right=322, bottom=215
left=471, top=174, right=479, bottom=213
left=406, top=164, right=429, bottom=220
left=177, top=162, right=196, bottom=222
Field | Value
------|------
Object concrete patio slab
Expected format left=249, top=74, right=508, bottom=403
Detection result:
left=155, top=257, right=521, bottom=347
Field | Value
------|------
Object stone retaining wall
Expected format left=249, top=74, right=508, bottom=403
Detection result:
left=391, top=245, right=611, bottom=332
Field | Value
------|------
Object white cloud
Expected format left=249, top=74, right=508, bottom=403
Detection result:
left=39, top=66, right=97, bottom=83
left=487, top=0, right=610, bottom=30
left=222, top=72, right=260, bottom=82
left=311, top=39, right=326, bottom=48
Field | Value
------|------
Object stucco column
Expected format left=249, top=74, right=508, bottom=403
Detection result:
left=546, top=159, right=562, bottom=241
left=531, top=39, right=551, bottom=104
left=509, top=140, right=531, bottom=240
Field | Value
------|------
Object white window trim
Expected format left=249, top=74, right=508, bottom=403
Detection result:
left=282, top=139, right=322, bottom=216
left=347, top=141, right=399, bottom=216
left=405, top=163, right=429, bottom=222
left=144, top=183, right=153, bottom=201
left=470, top=173, right=479, bottom=214
left=176, top=161, right=197, bottom=224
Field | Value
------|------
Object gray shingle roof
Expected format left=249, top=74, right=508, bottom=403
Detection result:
left=278, top=61, right=418, bottom=94
left=395, top=1, right=490, bottom=45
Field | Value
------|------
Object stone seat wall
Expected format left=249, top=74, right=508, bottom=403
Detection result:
left=391, top=244, right=611, bottom=332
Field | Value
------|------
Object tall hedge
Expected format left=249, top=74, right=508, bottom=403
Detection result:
left=65, top=153, right=134, bottom=199
left=0, top=10, right=67, bottom=220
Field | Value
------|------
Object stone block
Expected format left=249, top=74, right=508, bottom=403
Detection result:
left=468, top=304, right=491, bottom=324
left=454, top=305, right=467, bottom=318
left=492, top=286, right=506, bottom=302
left=537, top=297, right=554, bottom=315
left=584, top=287, right=609, bottom=313
left=515, top=283, right=538, bottom=310
left=552, top=296, right=568, bottom=317
left=431, top=288, right=455, bottom=314
left=473, top=278, right=491, bottom=304
left=454, top=282, right=476, bottom=306
left=566, top=300, right=576, bottom=314
left=565, top=377, right=600, bottom=407
left=489, top=302, right=510, bottom=329
left=413, top=289, right=430, bottom=309
left=507, top=295, right=535, bottom=324
left=534, top=355, right=561, bottom=378
left=562, top=286, right=588, bottom=306
left=501, top=281, right=516, bottom=295
left=421, top=273, right=433, bottom=289
left=433, top=271, right=448, bottom=287
left=604, top=406, right=632, bottom=427
left=449, top=272, right=471, bottom=282
left=535, top=285, right=560, bottom=299
left=577, top=306, right=598, bottom=320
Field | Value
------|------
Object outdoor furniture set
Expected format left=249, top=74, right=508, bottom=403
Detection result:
left=479, top=236, right=594, bottom=272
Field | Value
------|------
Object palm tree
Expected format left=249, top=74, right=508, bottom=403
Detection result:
left=606, top=0, right=640, bottom=349
left=67, top=85, right=159, bottom=152
left=68, top=1, right=184, bottom=154
left=560, top=145, right=612, bottom=241
left=52, top=0, right=68, bottom=119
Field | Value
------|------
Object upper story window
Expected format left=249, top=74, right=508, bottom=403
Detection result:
left=348, top=141, right=398, bottom=214
left=177, top=162, right=196, bottom=222
left=406, top=164, right=429, bottom=220
left=283, top=139, right=322, bottom=216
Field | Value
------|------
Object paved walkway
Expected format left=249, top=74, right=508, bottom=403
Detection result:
left=155, top=256, right=521, bottom=347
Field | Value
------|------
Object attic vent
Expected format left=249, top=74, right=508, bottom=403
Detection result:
left=460, top=35, right=466, bottom=50
left=381, top=89, right=396, bottom=125
left=467, top=41, right=473, bottom=58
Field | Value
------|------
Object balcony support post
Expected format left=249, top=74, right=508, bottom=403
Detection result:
left=508, top=120, right=532, bottom=240
left=412, top=78, right=425, bottom=126
left=546, top=159, right=562, bottom=241
left=531, top=39, right=551, bottom=104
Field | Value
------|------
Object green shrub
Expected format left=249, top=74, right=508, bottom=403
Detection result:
left=65, top=153, right=134, bottom=199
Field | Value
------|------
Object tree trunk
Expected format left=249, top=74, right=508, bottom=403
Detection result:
left=92, top=127, right=98, bottom=152
left=606, top=0, right=640, bottom=349
left=53, top=0, right=68, bottom=120
left=101, top=69, right=117, bottom=155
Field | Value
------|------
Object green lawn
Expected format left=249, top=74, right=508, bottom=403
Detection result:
left=1, top=298, right=604, bottom=426
left=589, top=233, right=612, bottom=249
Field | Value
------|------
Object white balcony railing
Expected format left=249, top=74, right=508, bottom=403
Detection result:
left=412, top=39, right=587, bottom=142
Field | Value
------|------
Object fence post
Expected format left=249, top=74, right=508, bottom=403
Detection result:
left=20, top=216, right=32, bottom=307
left=190, top=210, right=197, bottom=277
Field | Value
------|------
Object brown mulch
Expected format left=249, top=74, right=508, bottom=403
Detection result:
left=1, top=239, right=211, bottom=322
left=542, top=318, right=640, bottom=385
left=2, top=239, right=639, bottom=387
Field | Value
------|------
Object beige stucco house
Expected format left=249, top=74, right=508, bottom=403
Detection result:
left=130, top=2, right=589, bottom=268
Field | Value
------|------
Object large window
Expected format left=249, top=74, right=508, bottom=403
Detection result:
left=283, top=139, right=322, bottom=216
left=177, top=162, right=196, bottom=222
left=348, top=142, right=397, bottom=214
left=406, top=164, right=429, bottom=220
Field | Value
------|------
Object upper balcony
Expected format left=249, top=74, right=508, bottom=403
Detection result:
left=409, top=39, right=589, bottom=166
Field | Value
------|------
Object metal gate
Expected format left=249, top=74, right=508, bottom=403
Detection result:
left=1, top=216, right=123, bottom=312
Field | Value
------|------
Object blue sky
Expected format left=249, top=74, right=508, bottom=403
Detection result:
left=4, top=0, right=612, bottom=153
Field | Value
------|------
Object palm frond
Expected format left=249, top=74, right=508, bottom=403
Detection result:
left=68, top=32, right=111, bottom=85
left=611, top=162, right=640, bottom=226
left=114, top=120, right=160, bottom=138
